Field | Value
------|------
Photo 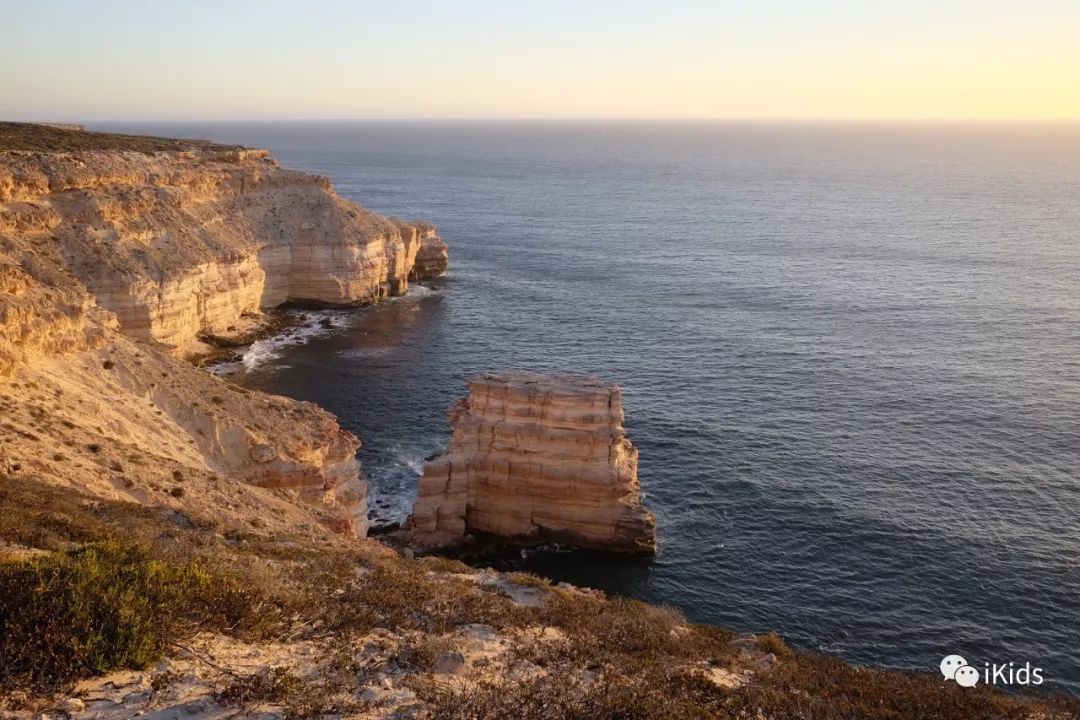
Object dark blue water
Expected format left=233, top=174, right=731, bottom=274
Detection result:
left=98, top=121, right=1080, bottom=693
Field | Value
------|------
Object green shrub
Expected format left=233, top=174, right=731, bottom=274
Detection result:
left=0, top=542, right=271, bottom=692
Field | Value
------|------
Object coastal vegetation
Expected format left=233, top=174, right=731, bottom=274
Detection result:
left=2, top=477, right=1077, bottom=718
left=0, top=121, right=240, bottom=153
left=2, top=123, right=1077, bottom=718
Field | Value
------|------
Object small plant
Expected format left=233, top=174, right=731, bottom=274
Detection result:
left=417, top=555, right=474, bottom=574
left=506, top=571, right=551, bottom=588
left=102, top=360, right=115, bottom=370
left=755, top=631, right=793, bottom=658
left=0, top=541, right=279, bottom=693
left=218, top=667, right=302, bottom=705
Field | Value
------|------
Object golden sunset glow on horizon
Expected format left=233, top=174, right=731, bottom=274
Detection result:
left=3, top=0, right=1079, bottom=121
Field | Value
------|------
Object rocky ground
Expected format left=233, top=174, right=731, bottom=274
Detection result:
left=2, top=477, right=1078, bottom=720
left=2, top=124, right=1079, bottom=719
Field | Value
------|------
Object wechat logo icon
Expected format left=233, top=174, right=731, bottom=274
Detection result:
left=940, top=655, right=978, bottom=687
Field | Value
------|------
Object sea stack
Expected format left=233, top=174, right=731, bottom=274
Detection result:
left=407, top=372, right=657, bottom=554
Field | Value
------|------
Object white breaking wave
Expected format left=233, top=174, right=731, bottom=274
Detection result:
left=209, top=310, right=349, bottom=376
left=367, top=445, right=430, bottom=525
left=208, top=284, right=438, bottom=376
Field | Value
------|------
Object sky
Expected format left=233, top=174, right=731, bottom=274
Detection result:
left=2, top=0, right=1079, bottom=121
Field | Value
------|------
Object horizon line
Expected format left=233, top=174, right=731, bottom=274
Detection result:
left=8, top=116, right=1080, bottom=125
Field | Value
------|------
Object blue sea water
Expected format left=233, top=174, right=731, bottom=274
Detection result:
left=98, top=120, right=1080, bottom=693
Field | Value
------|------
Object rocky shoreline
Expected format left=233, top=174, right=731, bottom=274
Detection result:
left=2, top=123, right=1077, bottom=719
left=0, top=122, right=448, bottom=536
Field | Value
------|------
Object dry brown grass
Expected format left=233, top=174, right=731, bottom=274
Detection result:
left=2, top=476, right=1078, bottom=718
left=324, top=557, right=535, bottom=635
left=530, top=592, right=735, bottom=669
left=420, top=655, right=1080, bottom=720
left=415, top=666, right=729, bottom=720
left=721, top=651, right=1080, bottom=720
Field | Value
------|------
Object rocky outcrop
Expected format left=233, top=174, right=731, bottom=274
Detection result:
left=0, top=143, right=448, bottom=353
left=0, top=335, right=370, bottom=535
left=407, top=372, right=657, bottom=553
left=0, top=262, right=113, bottom=376
left=409, top=222, right=450, bottom=280
left=0, top=125, right=450, bottom=536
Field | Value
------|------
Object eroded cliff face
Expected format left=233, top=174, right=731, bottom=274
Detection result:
left=0, top=336, right=368, bottom=536
left=0, top=261, right=112, bottom=376
left=407, top=372, right=657, bottom=553
left=0, top=146, right=448, bottom=353
left=0, top=126, right=448, bottom=537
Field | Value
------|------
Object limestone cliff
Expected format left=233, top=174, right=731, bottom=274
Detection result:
left=0, top=124, right=449, bottom=537
left=0, top=137, right=448, bottom=354
left=407, top=372, right=657, bottom=553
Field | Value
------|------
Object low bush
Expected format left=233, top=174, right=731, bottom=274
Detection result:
left=416, top=554, right=475, bottom=574
left=0, top=542, right=278, bottom=693
left=327, top=558, right=534, bottom=634
left=533, top=593, right=734, bottom=668
left=218, top=666, right=303, bottom=705
left=722, top=651, right=1080, bottom=720
left=0, top=122, right=243, bottom=153
left=419, top=666, right=726, bottom=720
left=755, top=630, right=794, bottom=658
left=424, top=653, right=1080, bottom=720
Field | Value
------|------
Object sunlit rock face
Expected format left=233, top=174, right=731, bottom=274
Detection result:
left=0, top=136, right=451, bottom=536
left=0, top=147, right=447, bottom=353
left=408, top=372, right=657, bottom=554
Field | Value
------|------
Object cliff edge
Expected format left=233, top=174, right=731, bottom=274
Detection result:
left=1, top=125, right=1075, bottom=719
left=0, top=123, right=448, bottom=537
left=0, top=122, right=448, bottom=356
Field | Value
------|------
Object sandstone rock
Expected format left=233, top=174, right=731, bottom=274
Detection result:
left=56, top=697, right=84, bottom=713
left=407, top=372, right=656, bottom=553
left=432, top=651, right=466, bottom=675
left=0, top=146, right=448, bottom=355
left=249, top=444, right=278, bottom=464
left=459, top=624, right=498, bottom=641
left=0, top=137, right=418, bottom=537
left=409, top=223, right=450, bottom=280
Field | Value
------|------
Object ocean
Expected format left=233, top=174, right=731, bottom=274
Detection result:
left=97, top=120, right=1080, bottom=693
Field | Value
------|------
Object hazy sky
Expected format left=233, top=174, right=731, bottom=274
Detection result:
left=3, top=0, right=1078, bottom=121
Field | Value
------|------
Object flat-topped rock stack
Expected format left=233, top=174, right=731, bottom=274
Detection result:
left=407, top=372, right=657, bottom=554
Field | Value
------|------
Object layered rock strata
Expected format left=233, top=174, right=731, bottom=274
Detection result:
left=0, top=125, right=449, bottom=536
left=0, top=142, right=448, bottom=353
left=407, top=372, right=657, bottom=553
